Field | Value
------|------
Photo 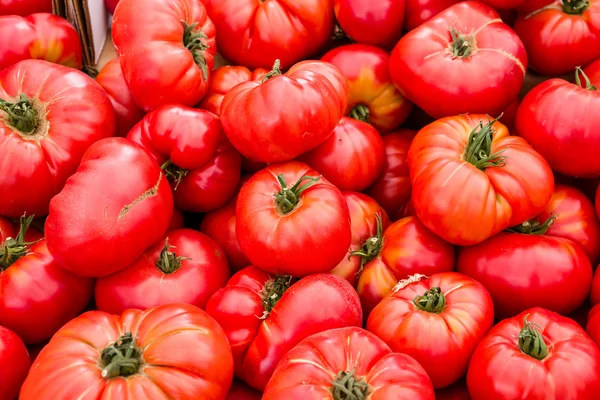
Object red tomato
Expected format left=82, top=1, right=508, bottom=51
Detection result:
left=0, top=60, right=115, bottom=218
left=96, top=229, right=229, bottom=315
left=105, top=0, right=119, bottom=13
left=514, top=0, right=600, bottom=76
left=365, top=129, right=416, bottom=221
left=333, top=0, right=405, bottom=47
left=206, top=268, right=362, bottom=390
left=263, top=327, right=435, bottom=400
left=409, top=115, right=554, bottom=246
left=468, top=308, right=600, bottom=399
left=404, top=0, right=460, bottom=30
left=390, top=2, right=527, bottom=118
left=501, top=99, right=519, bottom=133
left=112, top=0, right=216, bottom=111
left=221, top=60, right=345, bottom=163
left=587, top=304, right=600, bottom=346
left=0, top=325, right=29, bottom=400
left=0, top=15, right=37, bottom=71
left=96, top=58, right=145, bottom=137
left=169, top=207, right=185, bottom=231
left=321, top=44, right=412, bottom=133
left=516, top=0, right=554, bottom=13
left=226, top=380, right=262, bottom=400
left=45, top=138, right=174, bottom=278
left=584, top=56, right=600, bottom=84
left=368, top=272, right=494, bottom=389
left=591, top=266, right=600, bottom=306
left=199, top=66, right=268, bottom=116
left=516, top=70, right=600, bottom=178
left=0, top=0, right=52, bottom=16
left=236, top=162, right=351, bottom=277
left=20, top=303, right=234, bottom=399
left=204, top=0, right=334, bottom=69
left=435, top=380, right=471, bottom=400
left=479, top=0, right=524, bottom=9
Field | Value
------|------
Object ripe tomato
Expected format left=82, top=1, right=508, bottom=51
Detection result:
left=206, top=268, right=362, bottom=390
left=390, top=2, right=527, bottom=118
left=263, top=327, right=435, bottom=400
left=367, top=272, right=494, bottom=389
left=45, top=138, right=174, bottom=278
left=583, top=56, right=600, bottom=84
left=479, top=0, right=524, bottom=9
left=468, top=307, right=600, bottom=399
left=226, top=380, right=262, bottom=400
left=516, top=69, right=600, bottom=178
left=591, top=267, right=600, bottom=306
left=365, top=129, right=415, bottom=221
left=321, top=44, right=412, bottom=133
left=204, top=0, right=334, bottom=69
left=0, top=325, right=29, bottom=400
left=587, top=304, right=600, bottom=346
left=514, top=0, right=600, bottom=76
left=0, top=0, right=52, bottom=16
left=409, top=115, right=554, bottom=246
left=168, top=207, right=185, bottom=230
left=105, top=0, right=119, bottom=13
left=20, top=303, right=234, bottom=399
left=95, top=229, right=230, bottom=315
left=112, top=0, right=216, bottom=111
left=236, top=162, right=351, bottom=277
left=96, top=58, right=145, bottom=137
left=0, top=60, right=115, bottom=218
left=404, top=0, right=460, bottom=31
left=435, top=380, right=471, bottom=400
left=221, top=60, right=345, bottom=163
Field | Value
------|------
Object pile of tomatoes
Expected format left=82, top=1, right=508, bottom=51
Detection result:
left=2, top=0, right=600, bottom=398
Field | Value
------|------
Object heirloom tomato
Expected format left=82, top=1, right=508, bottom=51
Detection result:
left=221, top=60, right=345, bottom=163
left=0, top=0, right=52, bottom=16
left=20, top=303, right=234, bottom=400
left=112, top=0, right=216, bottom=111
left=0, top=60, right=115, bottom=218
left=204, top=0, right=334, bottom=69
left=226, top=380, right=262, bottom=400
left=127, top=104, right=241, bottom=213
left=45, top=138, right=173, bottom=278
left=0, top=325, right=29, bottom=400
left=409, top=114, right=554, bottom=246
left=468, top=308, right=600, bottom=400
left=367, top=272, right=494, bottom=389
left=322, top=44, right=412, bottom=133
left=404, top=0, right=460, bottom=30
left=96, top=229, right=229, bottom=315
left=205, top=268, right=362, bottom=390
left=390, top=1, right=527, bottom=118
left=587, top=304, right=600, bottom=346
left=514, top=0, right=600, bottom=76
left=96, top=58, right=145, bottom=137
left=263, top=327, right=435, bottom=400
left=236, top=162, right=351, bottom=277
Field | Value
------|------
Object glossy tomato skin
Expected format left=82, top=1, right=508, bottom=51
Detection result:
left=0, top=325, right=29, bottom=400
left=0, top=60, right=115, bottom=218
left=391, top=2, right=527, bottom=118
left=206, top=269, right=362, bottom=390
left=204, top=0, right=334, bottom=69
left=25, top=13, right=82, bottom=69
left=514, top=1, right=600, bottom=76
left=112, top=0, right=216, bottom=111
left=409, top=115, right=554, bottom=246
left=96, top=58, right=145, bottom=137
left=236, top=162, right=351, bottom=277
left=322, top=44, right=412, bottom=133
left=0, top=0, right=52, bottom=16
left=468, top=307, right=600, bottom=400
left=0, top=15, right=37, bottom=71
left=263, top=327, right=435, bottom=400
left=368, top=272, right=494, bottom=389
left=404, top=0, right=460, bottom=30
left=45, top=138, right=174, bottom=278
left=584, top=57, right=600, bottom=83
left=95, top=229, right=230, bottom=315
left=587, top=304, right=600, bottom=346
left=20, top=303, right=234, bottom=399
left=226, top=380, right=262, bottom=400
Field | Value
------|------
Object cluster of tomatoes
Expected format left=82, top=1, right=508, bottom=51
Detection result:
left=2, top=0, right=600, bottom=399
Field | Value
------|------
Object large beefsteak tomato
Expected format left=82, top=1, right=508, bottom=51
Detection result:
left=0, top=325, right=29, bottom=400
left=0, top=0, right=52, bottom=16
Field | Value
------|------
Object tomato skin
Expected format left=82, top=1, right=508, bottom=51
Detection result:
left=24, top=13, right=82, bottom=69
left=0, top=325, right=29, bottom=400
left=263, top=327, right=435, bottom=400
left=112, top=0, right=216, bottom=111
left=584, top=57, right=600, bottom=84
left=390, top=2, right=527, bottom=119
left=514, top=1, right=600, bottom=76
left=435, top=380, right=471, bottom=400
left=20, top=303, right=234, bottom=400
left=206, top=269, right=362, bottom=390
left=321, top=44, right=412, bottom=133
left=0, top=0, right=52, bottom=16
left=105, top=0, right=119, bottom=13
left=409, top=115, right=554, bottom=246
left=96, top=58, right=145, bottom=137
left=479, top=0, right=524, bottom=9
left=45, top=138, right=174, bottom=278
left=0, top=15, right=37, bottom=71
left=367, top=272, right=494, bottom=389
left=168, top=207, right=185, bottom=231
left=204, top=0, right=334, bottom=69
left=404, top=0, right=460, bottom=30
left=236, top=161, right=351, bottom=277
left=468, top=307, right=600, bottom=400
left=587, top=304, right=600, bottom=346
left=0, top=60, right=115, bottom=218
left=226, top=380, right=262, bottom=400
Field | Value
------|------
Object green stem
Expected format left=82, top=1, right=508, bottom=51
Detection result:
left=518, top=315, right=548, bottom=360
left=261, top=59, right=282, bottom=83
left=274, top=174, right=321, bottom=214
left=562, top=0, right=590, bottom=14
left=161, top=160, right=188, bottom=191
left=463, top=115, right=506, bottom=170
left=100, top=332, right=143, bottom=379
left=413, top=287, right=446, bottom=313
left=507, top=214, right=555, bottom=235
left=449, top=28, right=474, bottom=59
left=182, top=20, right=209, bottom=80
left=0, top=94, right=39, bottom=134
left=349, top=105, right=370, bottom=124
left=575, top=67, right=597, bottom=90
left=260, top=275, right=292, bottom=318
left=349, top=214, right=384, bottom=277
left=0, top=214, right=39, bottom=271
left=155, top=238, right=190, bottom=274
left=331, top=369, right=369, bottom=400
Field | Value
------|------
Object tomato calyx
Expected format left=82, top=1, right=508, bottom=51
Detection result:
left=349, top=105, right=371, bottom=124
left=413, top=287, right=446, bottom=313
left=182, top=20, right=209, bottom=80
left=563, top=0, right=590, bottom=14
left=507, top=214, right=555, bottom=235
left=518, top=315, right=549, bottom=360
left=0, top=94, right=39, bottom=134
left=463, top=116, right=506, bottom=170
left=575, top=67, right=597, bottom=91
left=155, top=238, right=191, bottom=274
left=100, top=332, right=143, bottom=379
left=0, top=214, right=38, bottom=271
left=349, top=214, right=384, bottom=277
left=161, top=160, right=189, bottom=190
left=331, top=368, right=370, bottom=400
left=449, top=28, right=475, bottom=59
left=261, top=59, right=282, bottom=83
left=260, top=275, right=292, bottom=318
left=274, top=174, right=321, bottom=214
